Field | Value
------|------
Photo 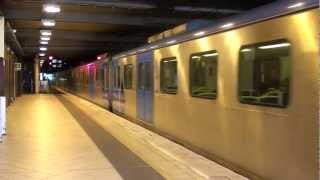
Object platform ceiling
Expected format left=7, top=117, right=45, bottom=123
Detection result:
left=1, top=0, right=275, bottom=65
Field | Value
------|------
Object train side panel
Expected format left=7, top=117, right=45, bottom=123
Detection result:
left=153, top=9, right=318, bottom=180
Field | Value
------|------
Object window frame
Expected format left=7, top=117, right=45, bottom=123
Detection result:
left=237, top=39, right=291, bottom=108
left=124, top=64, right=133, bottom=90
left=160, top=57, right=178, bottom=95
left=189, top=50, right=219, bottom=100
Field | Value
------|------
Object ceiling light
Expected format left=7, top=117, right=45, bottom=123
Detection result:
left=288, top=2, right=304, bottom=9
left=40, top=30, right=52, bottom=36
left=39, top=53, right=46, bottom=57
left=40, top=41, right=49, bottom=45
left=194, top=31, right=205, bottom=36
left=150, top=45, right=158, bottom=49
left=167, top=40, right=176, bottom=44
left=49, top=56, right=54, bottom=60
left=258, top=43, right=291, bottom=49
left=12, top=29, right=17, bottom=33
left=241, top=48, right=252, bottom=52
left=42, top=19, right=56, bottom=27
left=41, top=36, right=50, bottom=41
left=43, top=4, right=61, bottom=13
left=97, top=56, right=102, bottom=60
left=203, top=53, right=218, bottom=57
left=39, top=47, right=48, bottom=51
left=221, top=23, right=234, bottom=28
left=192, top=56, right=201, bottom=59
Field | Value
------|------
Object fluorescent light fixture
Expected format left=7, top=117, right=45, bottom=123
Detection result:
left=288, top=2, right=304, bottom=9
left=39, top=53, right=46, bottom=57
left=166, top=40, right=176, bottom=44
left=41, top=36, right=50, bottom=41
left=258, top=43, right=291, bottom=49
left=40, top=41, right=49, bottom=45
left=43, top=4, right=61, bottom=13
left=39, top=47, right=48, bottom=51
left=40, top=30, right=52, bottom=36
left=139, top=48, right=146, bottom=52
left=192, top=56, right=201, bottom=59
left=221, top=23, right=234, bottom=28
left=241, top=48, right=252, bottom=52
left=194, top=31, right=206, bottom=36
left=150, top=45, right=159, bottom=49
left=203, top=53, right=218, bottom=57
left=42, top=19, right=56, bottom=27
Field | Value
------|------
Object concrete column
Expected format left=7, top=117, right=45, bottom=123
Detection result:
left=34, top=57, right=40, bottom=93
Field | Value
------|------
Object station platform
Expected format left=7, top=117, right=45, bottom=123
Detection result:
left=0, top=92, right=247, bottom=180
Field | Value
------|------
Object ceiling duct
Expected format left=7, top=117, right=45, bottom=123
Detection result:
left=5, top=22, right=24, bottom=57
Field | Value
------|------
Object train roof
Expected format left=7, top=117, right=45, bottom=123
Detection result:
left=113, top=0, right=318, bottom=60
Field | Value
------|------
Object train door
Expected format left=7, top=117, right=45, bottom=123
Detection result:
left=112, top=61, right=125, bottom=113
left=88, top=65, right=96, bottom=98
left=137, top=52, right=154, bottom=123
left=103, top=62, right=112, bottom=110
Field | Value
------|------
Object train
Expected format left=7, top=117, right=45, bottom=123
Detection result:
left=54, top=0, right=319, bottom=180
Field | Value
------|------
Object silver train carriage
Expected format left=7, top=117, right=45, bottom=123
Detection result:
left=55, top=0, right=319, bottom=179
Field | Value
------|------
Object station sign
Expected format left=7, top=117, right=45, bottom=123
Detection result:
left=15, top=63, right=22, bottom=71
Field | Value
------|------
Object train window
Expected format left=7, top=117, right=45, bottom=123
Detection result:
left=116, top=65, right=121, bottom=89
left=160, top=57, right=177, bottom=94
left=104, top=63, right=109, bottom=89
left=239, top=40, right=290, bottom=107
left=138, top=63, right=145, bottom=90
left=190, top=50, right=218, bottom=99
left=124, top=64, right=133, bottom=89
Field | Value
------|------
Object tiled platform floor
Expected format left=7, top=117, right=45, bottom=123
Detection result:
left=0, top=93, right=248, bottom=180
left=0, top=94, right=162, bottom=180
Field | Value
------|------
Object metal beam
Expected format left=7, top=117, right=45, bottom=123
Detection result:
left=16, top=29, right=146, bottom=43
left=21, top=40, right=141, bottom=49
left=23, top=46, right=130, bottom=52
left=174, top=6, right=242, bottom=14
left=57, top=0, right=241, bottom=14
left=5, top=22, right=24, bottom=57
left=58, top=0, right=155, bottom=9
left=4, top=9, right=187, bottom=26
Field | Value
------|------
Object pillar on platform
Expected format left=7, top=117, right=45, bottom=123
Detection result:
left=0, top=16, right=5, bottom=139
left=34, top=57, right=40, bottom=94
